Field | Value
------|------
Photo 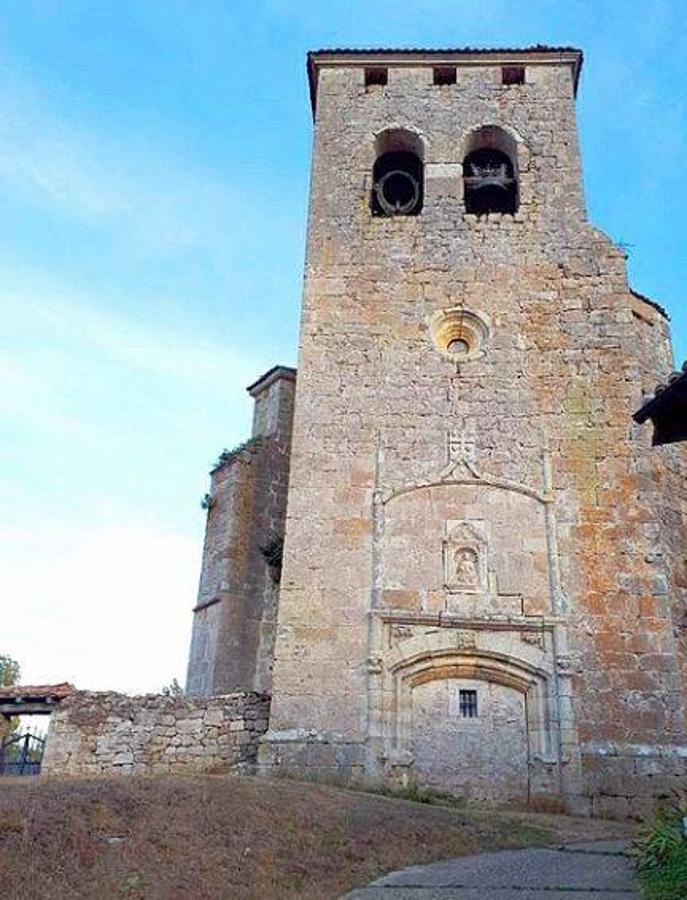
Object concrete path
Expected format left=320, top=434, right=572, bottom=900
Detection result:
left=343, top=840, right=638, bottom=899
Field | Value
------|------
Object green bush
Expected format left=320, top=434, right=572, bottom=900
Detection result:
left=213, top=436, right=262, bottom=470
left=633, top=801, right=687, bottom=900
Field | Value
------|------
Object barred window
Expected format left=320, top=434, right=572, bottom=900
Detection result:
left=433, top=66, right=456, bottom=86
left=459, top=689, right=478, bottom=718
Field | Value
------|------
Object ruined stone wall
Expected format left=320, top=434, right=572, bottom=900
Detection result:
left=186, top=368, right=295, bottom=696
left=260, top=55, right=687, bottom=815
left=42, top=691, right=269, bottom=776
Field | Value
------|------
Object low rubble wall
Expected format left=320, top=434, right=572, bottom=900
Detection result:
left=42, top=690, right=270, bottom=776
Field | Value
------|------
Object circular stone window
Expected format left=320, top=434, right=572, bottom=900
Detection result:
left=429, top=307, right=490, bottom=363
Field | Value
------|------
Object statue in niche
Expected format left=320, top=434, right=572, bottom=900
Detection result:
left=444, top=520, right=487, bottom=594
left=453, top=546, right=479, bottom=588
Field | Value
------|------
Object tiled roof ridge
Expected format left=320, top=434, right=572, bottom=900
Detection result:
left=0, top=681, right=75, bottom=700
left=306, top=46, right=583, bottom=111
left=308, top=45, right=582, bottom=55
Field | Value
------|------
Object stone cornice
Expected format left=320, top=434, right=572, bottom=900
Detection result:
left=307, top=47, right=583, bottom=112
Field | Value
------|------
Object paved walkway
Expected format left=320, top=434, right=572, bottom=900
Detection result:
left=344, top=840, right=639, bottom=899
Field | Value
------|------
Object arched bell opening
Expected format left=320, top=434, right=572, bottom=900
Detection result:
left=462, top=125, right=519, bottom=216
left=371, top=129, right=424, bottom=217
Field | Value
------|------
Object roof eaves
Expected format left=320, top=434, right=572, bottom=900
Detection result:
left=630, top=289, right=670, bottom=321
left=246, top=364, right=297, bottom=397
left=309, top=45, right=581, bottom=55
left=0, top=682, right=75, bottom=702
left=634, top=367, right=687, bottom=424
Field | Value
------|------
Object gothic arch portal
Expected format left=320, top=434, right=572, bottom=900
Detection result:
left=376, top=629, right=559, bottom=802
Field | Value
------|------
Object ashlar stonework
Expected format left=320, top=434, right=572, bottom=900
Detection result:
left=186, top=47, right=687, bottom=817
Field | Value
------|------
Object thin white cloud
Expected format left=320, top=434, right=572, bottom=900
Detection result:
left=0, top=270, right=257, bottom=439
left=0, top=264, right=260, bottom=695
left=0, top=515, right=199, bottom=693
left=0, top=74, right=263, bottom=254
left=6, top=285, right=256, bottom=387
left=0, top=354, right=102, bottom=443
left=0, top=134, right=129, bottom=220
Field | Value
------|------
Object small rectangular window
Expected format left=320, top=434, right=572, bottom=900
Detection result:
left=502, top=66, right=525, bottom=86
left=459, top=689, right=478, bottom=718
left=365, top=67, right=388, bottom=88
left=433, top=66, right=456, bottom=86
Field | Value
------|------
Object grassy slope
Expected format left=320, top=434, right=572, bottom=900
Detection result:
left=0, top=775, right=634, bottom=899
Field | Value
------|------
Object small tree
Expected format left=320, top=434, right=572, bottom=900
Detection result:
left=0, top=654, right=21, bottom=742
left=161, top=678, right=183, bottom=697
left=0, top=655, right=20, bottom=688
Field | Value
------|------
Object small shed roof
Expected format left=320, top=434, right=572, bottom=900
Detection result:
left=0, top=682, right=75, bottom=716
left=634, top=366, right=687, bottom=446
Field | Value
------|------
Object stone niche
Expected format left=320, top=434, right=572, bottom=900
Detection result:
left=443, top=520, right=487, bottom=594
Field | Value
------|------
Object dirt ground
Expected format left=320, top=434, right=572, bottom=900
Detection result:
left=0, top=775, right=635, bottom=899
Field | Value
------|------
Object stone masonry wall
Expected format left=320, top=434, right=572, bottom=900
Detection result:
left=42, top=691, right=269, bottom=776
left=260, top=52, right=687, bottom=816
left=580, top=746, right=687, bottom=820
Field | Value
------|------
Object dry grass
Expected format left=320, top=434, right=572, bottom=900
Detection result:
left=0, top=775, right=634, bottom=899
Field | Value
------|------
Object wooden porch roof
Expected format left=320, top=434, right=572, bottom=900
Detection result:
left=0, top=682, right=75, bottom=716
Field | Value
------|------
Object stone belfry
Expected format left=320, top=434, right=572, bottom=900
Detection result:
left=191, top=48, right=687, bottom=815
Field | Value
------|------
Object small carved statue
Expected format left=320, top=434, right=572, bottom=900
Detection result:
left=453, top=547, right=479, bottom=588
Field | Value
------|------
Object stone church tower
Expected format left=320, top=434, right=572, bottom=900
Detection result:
left=188, top=47, right=687, bottom=815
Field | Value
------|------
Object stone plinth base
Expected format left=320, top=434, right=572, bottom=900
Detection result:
left=257, top=731, right=368, bottom=785
left=576, top=746, right=687, bottom=820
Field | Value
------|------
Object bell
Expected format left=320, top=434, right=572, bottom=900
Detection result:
left=375, top=169, right=421, bottom=216
left=463, top=150, right=517, bottom=215
left=464, top=162, right=513, bottom=192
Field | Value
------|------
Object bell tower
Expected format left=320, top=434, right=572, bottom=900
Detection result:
left=248, top=47, right=687, bottom=814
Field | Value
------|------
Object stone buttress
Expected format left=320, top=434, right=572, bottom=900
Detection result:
left=186, top=366, right=295, bottom=697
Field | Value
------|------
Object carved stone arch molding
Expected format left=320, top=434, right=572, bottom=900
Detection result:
left=377, top=628, right=559, bottom=799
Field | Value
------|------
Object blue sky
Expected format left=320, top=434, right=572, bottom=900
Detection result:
left=2, top=1, right=685, bottom=694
